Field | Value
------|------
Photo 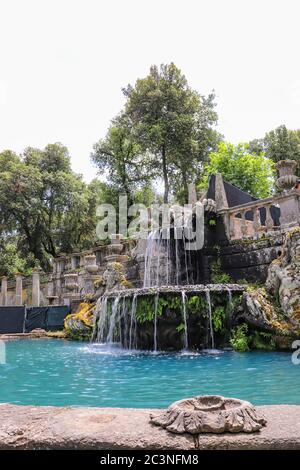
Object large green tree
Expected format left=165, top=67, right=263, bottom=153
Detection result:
left=120, top=63, right=221, bottom=203
left=199, top=142, right=275, bottom=199
left=249, top=125, right=300, bottom=176
left=0, top=143, right=100, bottom=272
left=91, top=114, right=154, bottom=204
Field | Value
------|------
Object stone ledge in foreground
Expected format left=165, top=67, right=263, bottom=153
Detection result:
left=0, top=404, right=299, bottom=450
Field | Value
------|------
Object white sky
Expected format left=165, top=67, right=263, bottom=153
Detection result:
left=1, top=0, right=300, bottom=182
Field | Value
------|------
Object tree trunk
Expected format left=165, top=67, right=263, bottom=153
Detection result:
left=162, top=145, right=169, bottom=203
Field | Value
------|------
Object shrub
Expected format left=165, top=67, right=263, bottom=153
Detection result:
left=230, top=324, right=249, bottom=352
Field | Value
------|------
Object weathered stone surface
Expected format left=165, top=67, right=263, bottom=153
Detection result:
left=266, top=227, right=300, bottom=322
left=0, top=404, right=299, bottom=450
left=150, top=396, right=266, bottom=434
left=241, top=228, right=300, bottom=336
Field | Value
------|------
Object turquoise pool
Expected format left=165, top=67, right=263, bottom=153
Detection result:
left=0, top=339, right=299, bottom=408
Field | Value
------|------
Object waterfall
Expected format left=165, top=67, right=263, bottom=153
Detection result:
left=143, top=231, right=154, bottom=287
left=118, top=296, right=127, bottom=346
left=153, top=293, right=159, bottom=351
left=205, top=289, right=215, bottom=349
left=182, top=230, right=189, bottom=285
left=96, top=297, right=108, bottom=343
left=143, top=229, right=161, bottom=288
left=226, top=287, right=233, bottom=313
left=129, top=294, right=137, bottom=349
left=106, top=296, right=120, bottom=343
left=181, top=290, right=189, bottom=350
left=175, top=227, right=180, bottom=285
left=155, top=230, right=162, bottom=287
left=165, top=228, right=170, bottom=285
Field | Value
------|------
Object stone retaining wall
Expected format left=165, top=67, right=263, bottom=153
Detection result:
left=0, top=404, right=299, bottom=450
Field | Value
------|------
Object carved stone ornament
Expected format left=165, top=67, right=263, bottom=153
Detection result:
left=150, top=395, right=267, bottom=434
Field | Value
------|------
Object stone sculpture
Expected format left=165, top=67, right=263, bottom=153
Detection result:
left=150, top=395, right=266, bottom=434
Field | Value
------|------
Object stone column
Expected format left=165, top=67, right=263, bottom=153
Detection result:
left=229, top=213, right=236, bottom=239
left=15, top=274, right=23, bottom=306
left=241, top=211, right=248, bottom=238
left=32, top=270, right=40, bottom=306
left=253, top=207, right=261, bottom=234
left=0, top=276, right=8, bottom=306
left=265, top=205, right=273, bottom=231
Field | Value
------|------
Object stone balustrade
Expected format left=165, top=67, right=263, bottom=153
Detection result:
left=224, top=191, right=300, bottom=240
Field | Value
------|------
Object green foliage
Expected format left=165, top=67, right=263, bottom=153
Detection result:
left=135, top=294, right=207, bottom=325
left=176, top=323, right=185, bottom=333
left=210, top=259, right=231, bottom=284
left=135, top=296, right=167, bottom=324
left=230, top=324, right=249, bottom=352
left=121, top=63, right=221, bottom=203
left=0, top=144, right=102, bottom=271
left=250, top=125, right=300, bottom=176
left=0, top=241, right=29, bottom=277
left=187, top=295, right=206, bottom=315
left=249, top=331, right=276, bottom=351
left=212, top=306, right=225, bottom=332
left=91, top=114, right=154, bottom=204
left=199, top=142, right=275, bottom=199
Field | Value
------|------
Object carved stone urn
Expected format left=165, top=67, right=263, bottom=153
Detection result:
left=84, top=254, right=98, bottom=274
left=150, top=395, right=266, bottom=434
left=105, top=234, right=124, bottom=262
left=64, top=273, right=78, bottom=292
left=276, top=160, right=298, bottom=191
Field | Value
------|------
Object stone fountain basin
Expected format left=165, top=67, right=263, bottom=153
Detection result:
left=150, top=395, right=267, bottom=434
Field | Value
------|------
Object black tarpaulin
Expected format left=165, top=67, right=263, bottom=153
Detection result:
left=24, top=307, right=47, bottom=332
left=46, top=306, right=70, bottom=331
left=0, top=306, right=26, bottom=334
left=24, top=306, right=70, bottom=332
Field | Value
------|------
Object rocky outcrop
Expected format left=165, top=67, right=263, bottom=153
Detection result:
left=266, top=227, right=300, bottom=323
left=64, top=302, right=95, bottom=340
left=240, top=227, right=300, bottom=339
left=150, top=395, right=266, bottom=434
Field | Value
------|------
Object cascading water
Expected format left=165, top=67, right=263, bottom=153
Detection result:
left=165, top=228, right=170, bottom=285
left=182, top=232, right=189, bottom=285
left=106, top=296, right=120, bottom=343
left=143, top=226, right=193, bottom=287
left=92, top=284, right=244, bottom=351
left=181, top=290, right=189, bottom=350
left=205, top=289, right=215, bottom=349
left=153, top=293, right=159, bottom=352
left=143, top=229, right=159, bottom=288
left=155, top=231, right=162, bottom=287
left=226, top=287, right=233, bottom=313
left=95, top=297, right=108, bottom=343
left=129, top=294, right=137, bottom=349
left=174, top=227, right=180, bottom=285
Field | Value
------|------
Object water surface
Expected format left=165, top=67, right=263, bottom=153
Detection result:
left=0, top=339, right=299, bottom=408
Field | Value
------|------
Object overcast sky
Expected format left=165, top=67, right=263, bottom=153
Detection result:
left=1, top=0, right=300, bottom=182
